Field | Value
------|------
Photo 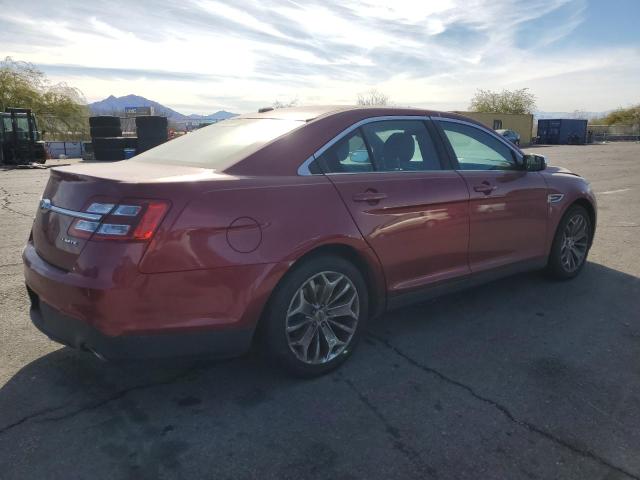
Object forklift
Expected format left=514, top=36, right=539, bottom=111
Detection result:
left=0, top=108, right=47, bottom=165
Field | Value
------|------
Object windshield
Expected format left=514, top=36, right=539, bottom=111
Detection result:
left=132, top=118, right=304, bottom=169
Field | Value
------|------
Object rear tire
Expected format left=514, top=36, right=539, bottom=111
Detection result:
left=547, top=205, right=592, bottom=279
left=262, top=255, right=368, bottom=377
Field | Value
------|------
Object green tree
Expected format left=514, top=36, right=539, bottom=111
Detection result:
left=0, top=57, right=90, bottom=140
left=469, top=88, right=536, bottom=114
left=592, top=104, right=640, bottom=125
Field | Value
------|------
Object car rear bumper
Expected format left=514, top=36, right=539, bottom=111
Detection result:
left=27, top=286, right=253, bottom=360
left=23, top=241, right=289, bottom=359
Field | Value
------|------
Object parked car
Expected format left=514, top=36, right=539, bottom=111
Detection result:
left=24, top=106, right=596, bottom=376
left=496, top=128, right=521, bottom=145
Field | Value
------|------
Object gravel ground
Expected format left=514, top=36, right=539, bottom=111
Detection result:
left=0, top=144, right=639, bottom=479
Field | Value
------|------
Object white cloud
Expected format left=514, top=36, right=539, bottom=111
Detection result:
left=196, top=0, right=286, bottom=39
left=0, top=0, right=637, bottom=113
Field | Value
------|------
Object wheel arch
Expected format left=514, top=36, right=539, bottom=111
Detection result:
left=569, top=197, right=596, bottom=247
left=545, top=194, right=596, bottom=260
left=290, top=243, right=386, bottom=318
left=253, top=242, right=386, bottom=344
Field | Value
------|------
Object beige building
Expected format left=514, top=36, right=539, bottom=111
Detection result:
left=453, top=111, right=534, bottom=146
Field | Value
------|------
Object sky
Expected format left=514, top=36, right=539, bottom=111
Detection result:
left=1, top=0, right=639, bottom=114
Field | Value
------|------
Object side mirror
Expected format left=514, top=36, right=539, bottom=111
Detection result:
left=522, top=153, right=546, bottom=171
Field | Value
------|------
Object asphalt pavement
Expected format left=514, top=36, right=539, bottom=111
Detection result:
left=1, top=144, right=639, bottom=479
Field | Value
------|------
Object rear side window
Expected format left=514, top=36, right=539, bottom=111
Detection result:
left=315, top=130, right=374, bottom=173
left=361, top=120, right=442, bottom=171
left=132, top=118, right=304, bottom=168
left=439, top=121, right=517, bottom=171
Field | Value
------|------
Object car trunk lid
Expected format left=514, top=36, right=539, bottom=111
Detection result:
left=31, top=162, right=227, bottom=271
left=32, top=168, right=103, bottom=270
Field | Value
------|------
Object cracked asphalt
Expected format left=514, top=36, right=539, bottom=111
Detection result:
left=1, top=144, right=639, bottom=479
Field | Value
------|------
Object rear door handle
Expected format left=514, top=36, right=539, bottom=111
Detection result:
left=352, top=192, right=387, bottom=202
left=473, top=182, right=496, bottom=194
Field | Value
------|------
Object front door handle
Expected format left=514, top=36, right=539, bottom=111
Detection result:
left=352, top=191, right=387, bottom=203
left=473, top=182, right=496, bottom=195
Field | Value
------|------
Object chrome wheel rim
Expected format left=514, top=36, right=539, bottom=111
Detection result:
left=560, top=213, right=589, bottom=272
left=285, top=271, right=360, bottom=365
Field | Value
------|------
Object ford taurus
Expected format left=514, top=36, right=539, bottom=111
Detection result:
left=23, top=106, right=597, bottom=376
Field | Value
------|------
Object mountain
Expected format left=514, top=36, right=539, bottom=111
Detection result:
left=186, top=111, right=238, bottom=121
left=88, top=94, right=238, bottom=121
left=89, top=94, right=185, bottom=119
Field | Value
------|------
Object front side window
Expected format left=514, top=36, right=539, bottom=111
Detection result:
left=315, top=130, right=374, bottom=173
left=439, top=121, right=517, bottom=171
left=361, top=120, right=441, bottom=171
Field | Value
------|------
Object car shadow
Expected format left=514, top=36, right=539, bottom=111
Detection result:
left=1, top=261, right=638, bottom=416
left=1, top=261, right=639, bottom=478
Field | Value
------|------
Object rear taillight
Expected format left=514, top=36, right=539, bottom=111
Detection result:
left=68, top=200, right=169, bottom=241
left=132, top=202, right=168, bottom=240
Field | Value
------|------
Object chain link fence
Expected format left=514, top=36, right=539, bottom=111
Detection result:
left=588, top=124, right=640, bottom=143
left=37, top=114, right=90, bottom=142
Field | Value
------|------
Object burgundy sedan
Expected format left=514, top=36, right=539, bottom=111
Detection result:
left=23, top=106, right=596, bottom=376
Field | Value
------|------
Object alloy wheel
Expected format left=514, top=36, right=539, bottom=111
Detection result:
left=560, top=213, right=589, bottom=272
left=285, top=271, right=360, bottom=365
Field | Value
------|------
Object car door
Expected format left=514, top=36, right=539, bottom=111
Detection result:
left=311, top=118, right=470, bottom=295
left=435, top=118, right=548, bottom=273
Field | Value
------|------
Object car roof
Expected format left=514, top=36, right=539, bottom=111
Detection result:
left=238, top=105, right=464, bottom=123
left=239, top=105, right=354, bottom=122
left=227, top=106, right=489, bottom=176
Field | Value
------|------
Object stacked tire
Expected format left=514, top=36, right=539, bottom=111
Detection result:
left=92, top=137, right=137, bottom=161
left=89, top=116, right=122, bottom=138
left=136, top=116, right=168, bottom=153
left=90, top=116, right=130, bottom=161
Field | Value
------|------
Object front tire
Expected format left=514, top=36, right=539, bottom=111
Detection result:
left=547, top=205, right=592, bottom=279
left=262, top=255, right=368, bottom=377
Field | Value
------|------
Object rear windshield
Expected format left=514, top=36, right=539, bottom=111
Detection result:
left=131, top=118, right=304, bottom=169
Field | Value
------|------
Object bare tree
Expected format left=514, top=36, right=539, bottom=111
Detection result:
left=272, top=98, right=299, bottom=109
left=357, top=89, right=390, bottom=106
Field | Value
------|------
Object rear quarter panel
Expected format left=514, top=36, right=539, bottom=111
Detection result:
left=140, top=174, right=376, bottom=272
